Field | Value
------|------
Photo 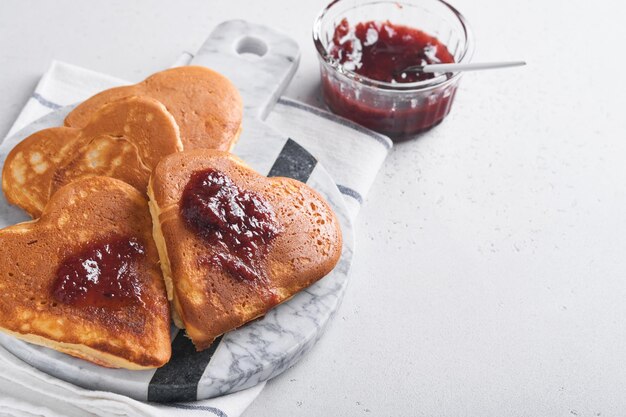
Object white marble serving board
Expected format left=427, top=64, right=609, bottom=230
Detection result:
left=0, top=21, right=354, bottom=402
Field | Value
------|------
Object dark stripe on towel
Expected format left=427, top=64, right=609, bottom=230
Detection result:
left=337, top=184, right=363, bottom=205
left=268, top=138, right=317, bottom=182
left=32, top=93, right=62, bottom=110
left=148, top=332, right=223, bottom=402
left=162, top=403, right=229, bottom=417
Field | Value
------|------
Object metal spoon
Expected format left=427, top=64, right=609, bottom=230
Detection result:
left=403, top=60, right=526, bottom=74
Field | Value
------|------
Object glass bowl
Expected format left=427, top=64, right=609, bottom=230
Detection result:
left=313, top=0, right=474, bottom=139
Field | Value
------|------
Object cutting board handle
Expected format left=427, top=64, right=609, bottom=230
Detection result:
left=192, top=20, right=301, bottom=121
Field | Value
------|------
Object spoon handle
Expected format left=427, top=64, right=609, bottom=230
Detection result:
left=407, top=61, right=527, bottom=73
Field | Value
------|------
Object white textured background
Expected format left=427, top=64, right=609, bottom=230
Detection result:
left=1, top=1, right=626, bottom=416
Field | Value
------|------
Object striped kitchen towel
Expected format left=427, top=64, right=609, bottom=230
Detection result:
left=0, top=59, right=391, bottom=417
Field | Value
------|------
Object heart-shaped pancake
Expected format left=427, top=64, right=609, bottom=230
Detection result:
left=65, top=66, right=243, bottom=151
left=0, top=176, right=171, bottom=369
left=2, top=96, right=183, bottom=218
left=148, top=149, right=342, bottom=350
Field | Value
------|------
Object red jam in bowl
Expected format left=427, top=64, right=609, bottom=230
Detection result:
left=330, top=18, right=455, bottom=83
left=321, top=18, right=459, bottom=137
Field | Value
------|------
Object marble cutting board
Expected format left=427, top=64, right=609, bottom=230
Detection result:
left=0, top=21, right=354, bottom=402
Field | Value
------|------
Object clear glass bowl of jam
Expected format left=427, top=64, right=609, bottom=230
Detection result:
left=313, top=0, right=474, bottom=139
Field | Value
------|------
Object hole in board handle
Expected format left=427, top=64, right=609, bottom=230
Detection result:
left=236, top=36, right=268, bottom=58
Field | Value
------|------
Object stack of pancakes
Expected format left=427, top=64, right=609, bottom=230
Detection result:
left=0, top=66, right=342, bottom=369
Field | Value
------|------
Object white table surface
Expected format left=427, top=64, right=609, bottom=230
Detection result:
left=1, top=1, right=626, bottom=416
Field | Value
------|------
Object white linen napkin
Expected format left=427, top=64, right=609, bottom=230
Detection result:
left=0, top=59, right=391, bottom=417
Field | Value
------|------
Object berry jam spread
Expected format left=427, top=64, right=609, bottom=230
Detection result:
left=330, top=18, right=454, bottom=83
left=181, top=168, right=281, bottom=299
left=52, top=236, right=145, bottom=309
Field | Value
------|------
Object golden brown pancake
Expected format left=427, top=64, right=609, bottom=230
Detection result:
left=148, top=150, right=342, bottom=350
left=0, top=176, right=171, bottom=369
left=2, top=96, right=182, bottom=218
left=65, top=66, right=243, bottom=151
